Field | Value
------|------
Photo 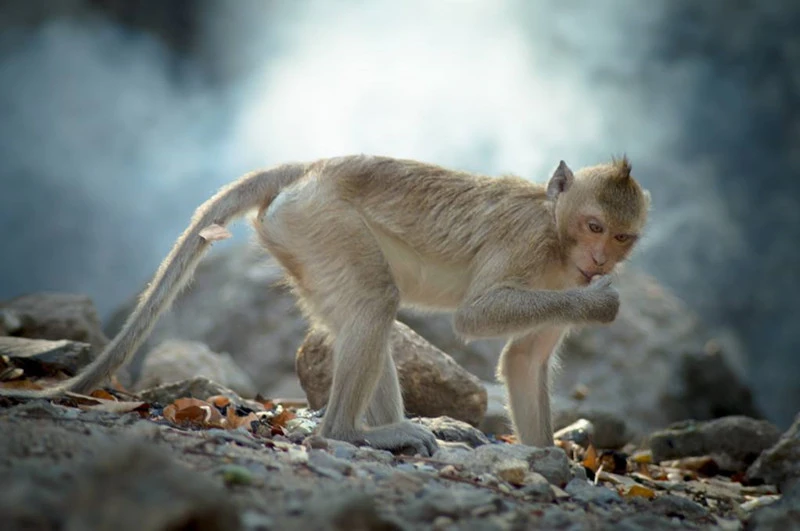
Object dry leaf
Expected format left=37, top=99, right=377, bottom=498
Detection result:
left=631, top=449, right=653, bottom=464
left=625, top=484, right=657, bottom=499
left=208, top=395, right=231, bottom=408
left=199, top=224, right=232, bottom=242
left=0, top=379, right=43, bottom=390
left=163, top=404, right=178, bottom=423
left=496, top=434, right=518, bottom=444
left=90, top=389, right=117, bottom=401
left=583, top=445, right=599, bottom=472
left=270, top=407, right=296, bottom=429
left=175, top=405, right=212, bottom=424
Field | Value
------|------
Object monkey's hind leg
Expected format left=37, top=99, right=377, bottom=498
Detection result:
left=365, top=349, right=405, bottom=427
left=258, top=191, right=436, bottom=456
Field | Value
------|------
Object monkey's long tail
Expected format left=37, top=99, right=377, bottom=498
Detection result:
left=0, top=163, right=307, bottom=398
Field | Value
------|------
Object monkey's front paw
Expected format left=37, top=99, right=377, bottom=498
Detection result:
left=362, top=421, right=439, bottom=457
left=585, top=276, right=620, bottom=323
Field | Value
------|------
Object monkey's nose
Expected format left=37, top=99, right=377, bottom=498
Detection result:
left=592, top=254, right=606, bottom=266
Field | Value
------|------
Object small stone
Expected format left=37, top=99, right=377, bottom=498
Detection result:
left=467, top=444, right=570, bottom=487
left=564, top=478, right=622, bottom=504
left=746, top=413, right=800, bottom=491
left=554, top=418, right=594, bottom=448
left=433, top=516, right=454, bottom=529
left=415, top=416, right=489, bottom=448
left=494, top=461, right=527, bottom=486
left=649, top=416, right=781, bottom=473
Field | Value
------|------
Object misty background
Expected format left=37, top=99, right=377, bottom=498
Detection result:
left=1, top=1, right=798, bottom=427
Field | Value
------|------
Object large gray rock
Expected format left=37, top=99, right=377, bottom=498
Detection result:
left=106, top=246, right=307, bottom=396
left=746, top=413, right=800, bottom=492
left=1, top=293, right=108, bottom=354
left=296, top=322, right=487, bottom=427
left=135, top=339, right=257, bottom=398
left=0, top=336, right=93, bottom=376
left=649, top=416, right=781, bottom=473
left=553, top=269, right=758, bottom=438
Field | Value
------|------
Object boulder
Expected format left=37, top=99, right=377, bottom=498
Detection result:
left=106, top=246, right=308, bottom=395
left=135, top=339, right=257, bottom=398
left=0, top=336, right=93, bottom=376
left=1, top=293, right=108, bottom=354
left=296, top=322, right=487, bottom=427
left=746, top=413, right=800, bottom=491
left=648, top=416, right=781, bottom=473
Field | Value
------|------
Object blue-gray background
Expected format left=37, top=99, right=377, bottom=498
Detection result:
left=1, top=1, right=798, bottom=427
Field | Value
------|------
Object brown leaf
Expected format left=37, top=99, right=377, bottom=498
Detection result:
left=90, top=389, right=117, bottom=401
left=163, top=404, right=177, bottom=423
left=496, top=434, right=518, bottom=444
left=175, top=405, right=212, bottom=424
left=583, top=445, right=599, bottom=472
left=208, top=395, right=231, bottom=408
left=624, top=484, right=657, bottom=500
left=270, top=407, right=296, bottom=429
left=0, top=379, right=43, bottom=390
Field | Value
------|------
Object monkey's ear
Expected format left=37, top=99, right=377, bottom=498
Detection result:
left=546, top=160, right=574, bottom=200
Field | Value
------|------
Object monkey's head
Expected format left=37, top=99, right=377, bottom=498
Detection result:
left=547, top=156, right=650, bottom=285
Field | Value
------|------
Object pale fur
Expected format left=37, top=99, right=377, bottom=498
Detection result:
left=1, top=154, right=649, bottom=454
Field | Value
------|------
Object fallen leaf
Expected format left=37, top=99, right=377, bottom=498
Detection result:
left=631, top=449, right=653, bottom=464
left=625, top=484, right=657, bottom=499
left=208, top=395, right=231, bottom=408
left=583, top=444, right=599, bottom=472
left=175, top=405, right=212, bottom=424
left=163, top=404, right=178, bottom=423
left=496, top=434, right=518, bottom=444
left=270, top=407, right=296, bottom=429
left=90, top=389, right=117, bottom=401
left=0, top=379, right=43, bottom=390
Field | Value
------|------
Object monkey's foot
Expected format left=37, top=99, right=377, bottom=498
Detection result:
left=359, top=421, right=439, bottom=456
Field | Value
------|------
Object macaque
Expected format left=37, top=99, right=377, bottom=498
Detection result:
left=0, top=155, right=649, bottom=455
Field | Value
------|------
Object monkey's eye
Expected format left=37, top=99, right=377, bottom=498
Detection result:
left=587, top=221, right=603, bottom=234
left=614, top=234, right=631, bottom=243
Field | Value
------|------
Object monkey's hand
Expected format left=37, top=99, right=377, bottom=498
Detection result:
left=581, top=275, right=620, bottom=323
left=361, top=420, right=439, bottom=456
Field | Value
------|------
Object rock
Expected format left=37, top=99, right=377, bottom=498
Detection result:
left=554, top=269, right=759, bottom=438
left=0, top=438, right=238, bottom=531
left=649, top=416, right=781, bottom=473
left=746, top=413, right=800, bottom=491
left=135, top=339, right=257, bottom=398
left=478, top=381, right=513, bottom=436
left=296, top=322, right=487, bottom=427
left=1, top=293, right=108, bottom=354
left=648, top=494, right=711, bottom=522
left=745, top=482, right=800, bottom=531
left=553, top=409, right=631, bottom=449
left=564, top=478, right=622, bottom=504
left=553, top=418, right=594, bottom=448
left=414, top=416, right=489, bottom=448
left=466, top=444, right=571, bottom=487
left=138, top=376, right=257, bottom=409
left=106, top=248, right=308, bottom=395
left=0, top=336, right=93, bottom=376
left=397, top=310, right=504, bottom=382
left=0, top=308, right=22, bottom=335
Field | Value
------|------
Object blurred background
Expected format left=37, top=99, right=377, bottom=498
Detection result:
left=0, top=0, right=798, bottom=427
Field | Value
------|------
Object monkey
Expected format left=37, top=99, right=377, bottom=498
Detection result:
left=0, top=154, right=649, bottom=456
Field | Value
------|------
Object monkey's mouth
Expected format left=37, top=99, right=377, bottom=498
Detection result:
left=576, top=267, right=594, bottom=283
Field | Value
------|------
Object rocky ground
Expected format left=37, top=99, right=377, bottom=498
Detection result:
left=1, top=255, right=798, bottom=530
